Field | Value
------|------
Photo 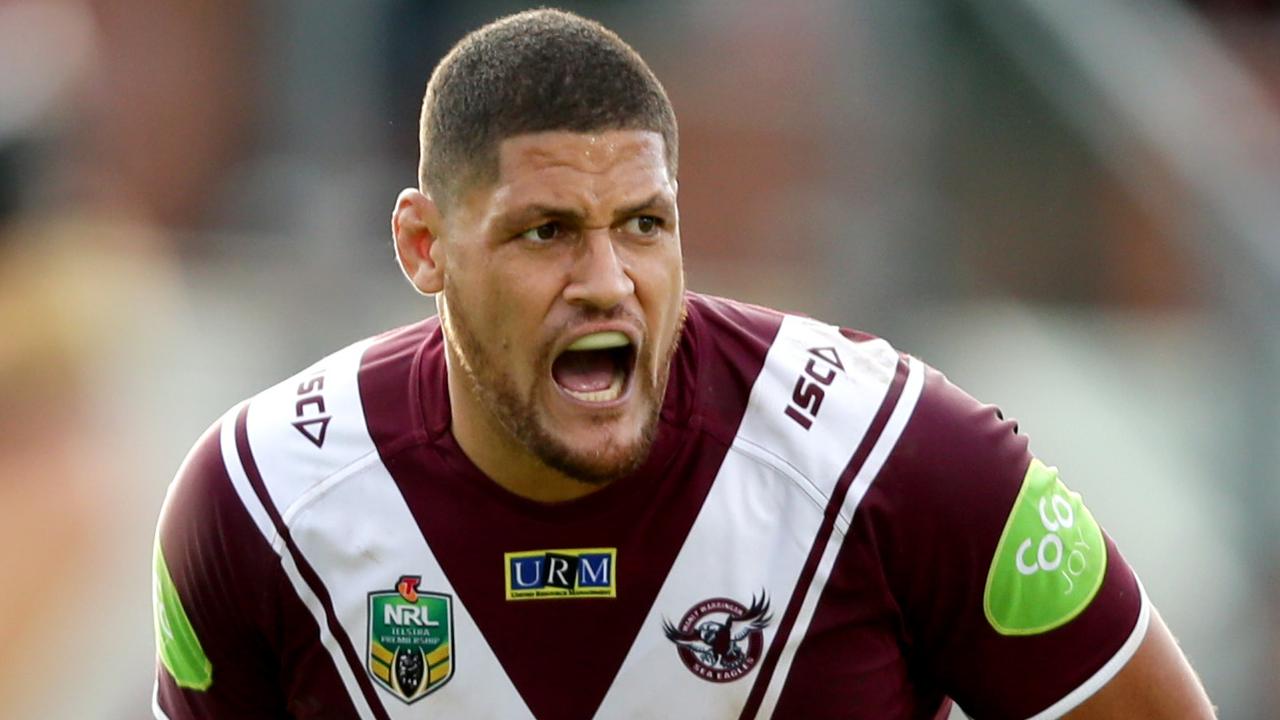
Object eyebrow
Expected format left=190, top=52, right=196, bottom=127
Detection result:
left=497, top=193, right=672, bottom=231
left=612, top=193, right=671, bottom=222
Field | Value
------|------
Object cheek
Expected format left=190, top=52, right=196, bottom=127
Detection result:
left=633, top=248, right=684, bottom=317
left=478, top=270, right=551, bottom=363
left=629, top=251, right=684, bottom=373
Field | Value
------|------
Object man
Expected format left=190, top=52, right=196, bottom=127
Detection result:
left=152, top=9, right=1214, bottom=719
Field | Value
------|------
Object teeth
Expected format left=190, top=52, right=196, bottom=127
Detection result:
left=567, top=331, right=630, bottom=351
left=564, top=367, right=625, bottom=403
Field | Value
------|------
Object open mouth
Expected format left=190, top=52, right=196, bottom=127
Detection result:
left=551, top=331, right=636, bottom=404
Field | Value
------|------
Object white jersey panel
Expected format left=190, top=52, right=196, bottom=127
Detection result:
left=595, top=315, right=902, bottom=718
left=235, top=339, right=534, bottom=719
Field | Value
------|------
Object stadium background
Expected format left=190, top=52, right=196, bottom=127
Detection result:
left=0, top=0, right=1276, bottom=716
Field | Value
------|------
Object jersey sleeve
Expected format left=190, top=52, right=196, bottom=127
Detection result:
left=865, top=364, right=1148, bottom=719
left=152, top=418, right=289, bottom=718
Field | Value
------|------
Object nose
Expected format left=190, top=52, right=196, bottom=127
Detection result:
left=563, top=229, right=634, bottom=309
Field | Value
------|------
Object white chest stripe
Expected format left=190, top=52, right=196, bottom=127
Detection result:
left=595, top=315, right=912, bottom=719
left=222, top=339, right=533, bottom=719
left=752, top=355, right=924, bottom=719
left=220, top=406, right=379, bottom=720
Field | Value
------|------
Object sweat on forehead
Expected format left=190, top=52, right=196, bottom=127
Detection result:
left=416, top=8, right=679, bottom=211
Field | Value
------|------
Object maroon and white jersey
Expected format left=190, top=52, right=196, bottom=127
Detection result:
left=153, top=293, right=1149, bottom=719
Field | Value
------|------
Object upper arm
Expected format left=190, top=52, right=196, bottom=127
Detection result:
left=153, top=418, right=288, bottom=718
left=867, top=365, right=1203, bottom=718
left=1065, top=609, right=1214, bottom=719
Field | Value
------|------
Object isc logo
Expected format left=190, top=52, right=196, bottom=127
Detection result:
left=504, top=548, right=617, bottom=600
left=293, top=370, right=331, bottom=448
left=783, top=346, right=845, bottom=431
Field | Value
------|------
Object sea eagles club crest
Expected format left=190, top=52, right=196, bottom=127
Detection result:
left=367, top=575, right=454, bottom=703
left=663, top=592, right=772, bottom=682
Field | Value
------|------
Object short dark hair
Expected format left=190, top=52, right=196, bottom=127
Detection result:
left=418, top=8, right=678, bottom=210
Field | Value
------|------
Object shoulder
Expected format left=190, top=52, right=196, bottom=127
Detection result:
left=157, top=415, right=259, bottom=578
left=684, top=292, right=901, bottom=395
left=683, top=294, right=1030, bottom=556
left=229, top=319, right=434, bottom=500
left=159, top=319, right=435, bottom=568
left=683, top=293, right=912, bottom=500
left=238, top=324, right=412, bottom=463
left=872, top=364, right=1030, bottom=517
left=855, top=363, right=1034, bottom=597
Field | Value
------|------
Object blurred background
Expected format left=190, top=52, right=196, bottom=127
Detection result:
left=0, top=0, right=1276, bottom=717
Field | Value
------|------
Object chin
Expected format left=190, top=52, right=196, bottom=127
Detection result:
left=534, top=419, right=655, bottom=486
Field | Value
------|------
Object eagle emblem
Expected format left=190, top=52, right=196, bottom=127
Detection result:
left=663, top=591, right=773, bottom=682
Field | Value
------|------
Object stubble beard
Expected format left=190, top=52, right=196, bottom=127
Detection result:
left=442, top=287, right=685, bottom=486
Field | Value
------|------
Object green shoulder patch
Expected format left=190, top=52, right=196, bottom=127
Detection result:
left=983, top=458, right=1106, bottom=636
left=153, top=539, right=212, bottom=690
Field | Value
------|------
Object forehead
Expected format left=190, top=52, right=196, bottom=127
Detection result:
left=499, top=130, right=668, bottom=175
left=488, top=130, right=673, bottom=207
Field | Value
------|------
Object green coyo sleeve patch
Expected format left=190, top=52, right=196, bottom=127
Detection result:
left=153, top=539, right=213, bottom=690
left=983, top=458, right=1107, bottom=636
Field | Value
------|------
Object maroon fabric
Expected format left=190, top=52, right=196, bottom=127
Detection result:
left=358, top=294, right=782, bottom=720
left=768, top=366, right=1142, bottom=719
left=155, top=422, right=362, bottom=719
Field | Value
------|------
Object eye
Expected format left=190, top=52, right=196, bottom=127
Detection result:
left=519, top=222, right=561, bottom=242
left=622, top=215, right=662, bottom=237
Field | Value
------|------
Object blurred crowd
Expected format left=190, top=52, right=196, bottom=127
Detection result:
left=0, top=1, right=1276, bottom=717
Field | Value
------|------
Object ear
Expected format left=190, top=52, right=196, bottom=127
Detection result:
left=392, top=188, right=446, bottom=294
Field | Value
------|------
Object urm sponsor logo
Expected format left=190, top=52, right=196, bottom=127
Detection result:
left=504, top=548, right=617, bottom=600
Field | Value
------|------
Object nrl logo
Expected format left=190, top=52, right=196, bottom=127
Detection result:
left=663, top=591, right=772, bottom=683
left=367, top=575, right=453, bottom=704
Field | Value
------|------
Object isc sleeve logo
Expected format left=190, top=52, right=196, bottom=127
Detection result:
left=783, top=346, right=845, bottom=431
left=292, top=370, right=332, bottom=448
left=983, top=459, right=1107, bottom=635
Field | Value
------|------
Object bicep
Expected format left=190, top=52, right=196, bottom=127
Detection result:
left=1065, top=609, right=1214, bottom=719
